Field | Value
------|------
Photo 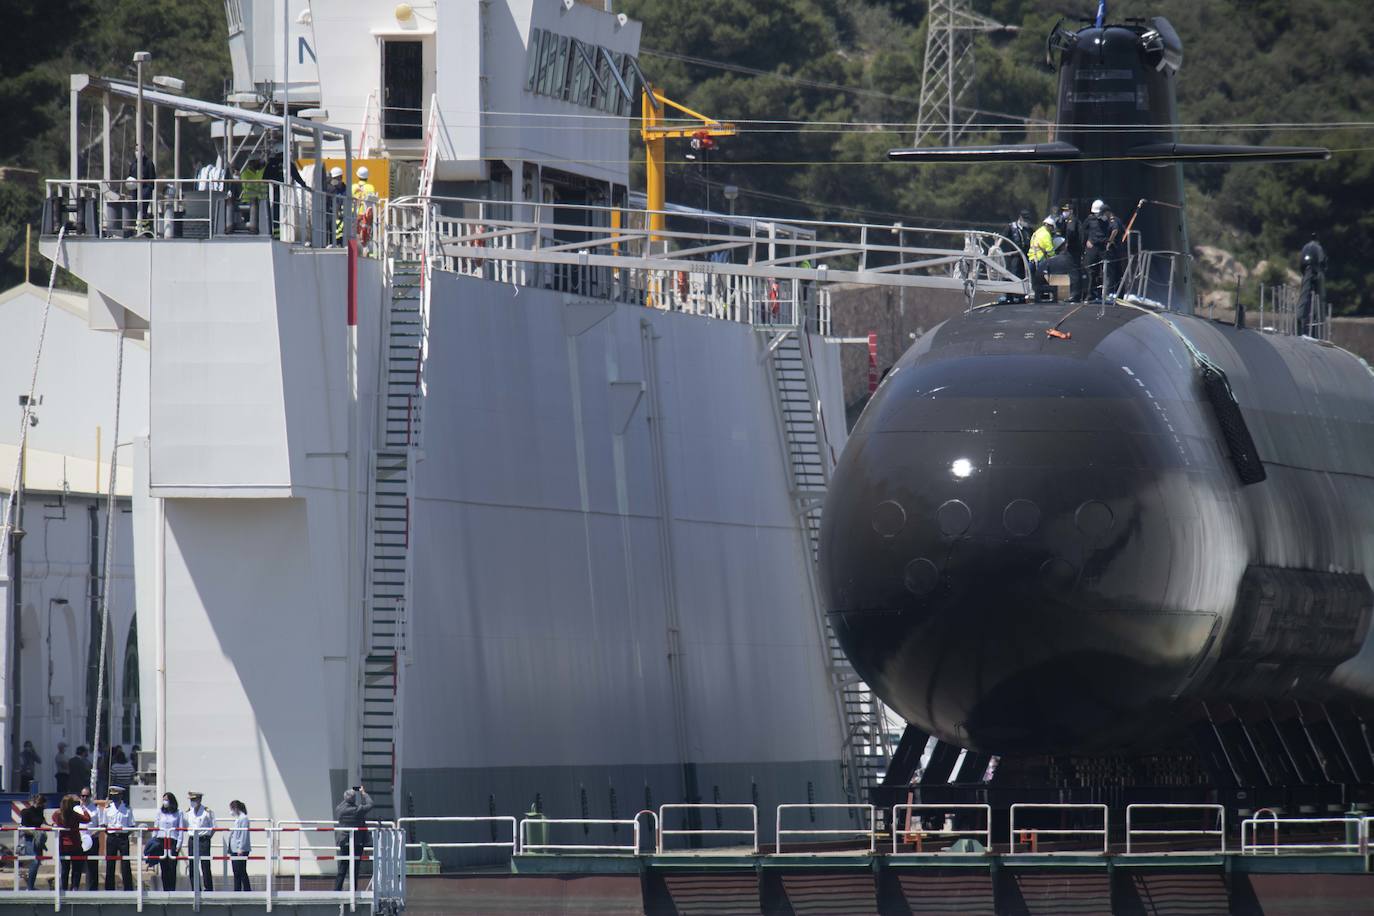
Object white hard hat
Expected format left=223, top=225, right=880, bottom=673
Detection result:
left=329, top=166, right=343, bottom=178
left=1091, top=199, right=1105, bottom=214
left=1043, top=216, right=1056, bottom=226
left=356, top=166, right=369, bottom=180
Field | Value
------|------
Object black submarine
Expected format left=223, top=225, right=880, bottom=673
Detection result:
left=819, top=6, right=1374, bottom=783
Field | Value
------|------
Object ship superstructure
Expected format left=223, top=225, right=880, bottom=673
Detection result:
left=27, top=0, right=1027, bottom=841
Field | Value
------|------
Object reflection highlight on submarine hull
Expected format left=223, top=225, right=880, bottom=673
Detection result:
left=819, top=303, right=1374, bottom=756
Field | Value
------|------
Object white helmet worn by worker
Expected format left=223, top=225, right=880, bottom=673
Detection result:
left=1091, top=199, right=1105, bottom=214
left=357, top=166, right=370, bottom=180
left=330, top=166, right=343, bottom=178
left=1043, top=216, right=1056, bottom=226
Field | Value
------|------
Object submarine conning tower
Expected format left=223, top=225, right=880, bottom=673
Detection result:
left=889, top=9, right=1329, bottom=312
left=1048, top=18, right=1191, bottom=307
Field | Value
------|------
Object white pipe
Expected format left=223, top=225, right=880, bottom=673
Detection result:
left=154, top=497, right=166, bottom=801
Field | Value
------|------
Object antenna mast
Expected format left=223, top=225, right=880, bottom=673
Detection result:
left=914, top=0, right=1014, bottom=147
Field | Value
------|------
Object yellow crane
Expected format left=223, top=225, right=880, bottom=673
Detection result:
left=640, top=87, right=737, bottom=237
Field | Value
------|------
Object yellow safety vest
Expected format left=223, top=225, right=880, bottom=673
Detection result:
left=353, top=181, right=377, bottom=201
left=1028, top=225, right=1055, bottom=264
left=239, top=165, right=267, bottom=204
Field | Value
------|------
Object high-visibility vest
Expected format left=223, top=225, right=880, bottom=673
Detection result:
left=353, top=181, right=377, bottom=201
left=239, top=165, right=267, bottom=204
left=1028, top=225, right=1055, bottom=264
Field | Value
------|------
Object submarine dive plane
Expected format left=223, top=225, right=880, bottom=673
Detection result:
left=819, top=8, right=1374, bottom=766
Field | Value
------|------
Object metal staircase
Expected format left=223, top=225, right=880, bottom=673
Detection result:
left=360, top=242, right=431, bottom=820
left=764, top=328, right=894, bottom=809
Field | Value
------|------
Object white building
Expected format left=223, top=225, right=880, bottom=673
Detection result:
left=0, top=282, right=148, bottom=790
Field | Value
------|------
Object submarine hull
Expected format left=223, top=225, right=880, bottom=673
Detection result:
left=819, top=303, right=1374, bottom=756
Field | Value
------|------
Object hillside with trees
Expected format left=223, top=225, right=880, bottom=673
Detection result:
left=3, top=0, right=1372, bottom=310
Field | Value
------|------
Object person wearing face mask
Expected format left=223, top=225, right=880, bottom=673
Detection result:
left=76, top=787, right=102, bottom=890
left=184, top=792, right=215, bottom=891
left=1005, top=209, right=1034, bottom=280
left=227, top=800, right=252, bottom=892
left=103, top=786, right=136, bottom=890
left=152, top=793, right=185, bottom=890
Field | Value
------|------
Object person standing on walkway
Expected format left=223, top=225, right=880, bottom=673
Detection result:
left=227, top=800, right=252, bottom=892
left=67, top=747, right=92, bottom=796
left=76, top=787, right=101, bottom=889
left=54, top=742, right=68, bottom=794
left=103, top=786, right=136, bottom=890
left=53, top=794, right=90, bottom=890
left=185, top=791, right=215, bottom=891
left=333, top=786, right=373, bottom=892
left=19, top=741, right=40, bottom=792
left=153, top=793, right=185, bottom=891
left=18, top=794, right=48, bottom=891
left=108, top=747, right=134, bottom=791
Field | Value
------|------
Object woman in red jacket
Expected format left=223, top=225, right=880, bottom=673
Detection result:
left=52, top=794, right=91, bottom=889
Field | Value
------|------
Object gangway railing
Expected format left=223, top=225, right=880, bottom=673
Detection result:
left=1124, top=804, right=1225, bottom=854
left=1240, top=815, right=1365, bottom=855
left=0, top=824, right=404, bottom=913
left=385, top=195, right=1029, bottom=332
left=397, top=816, right=518, bottom=863
left=43, top=178, right=357, bottom=249
left=656, top=804, right=759, bottom=854
left=1009, top=803, right=1109, bottom=855
left=774, top=804, right=875, bottom=855
left=518, top=818, right=641, bottom=856
left=891, top=804, right=992, bottom=854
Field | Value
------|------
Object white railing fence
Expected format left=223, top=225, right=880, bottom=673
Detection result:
left=775, top=804, right=875, bottom=855
left=1124, top=804, right=1225, bottom=855
left=891, top=804, right=993, bottom=854
left=656, top=804, right=759, bottom=854
left=1009, top=803, right=1110, bottom=855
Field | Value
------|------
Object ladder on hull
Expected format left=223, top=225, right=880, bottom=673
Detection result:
left=764, top=329, right=895, bottom=809
left=360, top=252, right=428, bottom=820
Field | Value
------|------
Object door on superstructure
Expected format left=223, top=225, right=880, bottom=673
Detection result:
left=382, top=40, right=423, bottom=140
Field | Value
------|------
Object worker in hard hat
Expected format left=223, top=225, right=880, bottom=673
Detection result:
left=1027, top=215, right=1057, bottom=300
left=353, top=166, right=376, bottom=201
left=327, top=166, right=347, bottom=244
left=1084, top=198, right=1110, bottom=301
left=353, top=165, right=378, bottom=247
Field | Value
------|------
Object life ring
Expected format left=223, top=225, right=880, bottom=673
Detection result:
left=767, top=279, right=780, bottom=315
left=357, top=207, right=374, bottom=245
left=676, top=270, right=689, bottom=300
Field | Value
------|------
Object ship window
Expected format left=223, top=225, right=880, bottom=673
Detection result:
left=381, top=40, right=424, bottom=140
left=537, top=30, right=559, bottom=96
left=554, top=35, right=571, bottom=100
left=525, top=27, right=641, bottom=114
left=525, top=28, right=542, bottom=91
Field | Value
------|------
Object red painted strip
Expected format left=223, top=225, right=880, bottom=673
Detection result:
left=867, top=332, right=878, bottom=394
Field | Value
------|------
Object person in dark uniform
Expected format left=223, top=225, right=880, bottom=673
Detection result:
left=1084, top=199, right=1110, bottom=300
left=1102, top=204, right=1128, bottom=300
left=1297, top=234, right=1327, bottom=335
left=1054, top=200, right=1085, bottom=302
left=1005, top=209, right=1034, bottom=279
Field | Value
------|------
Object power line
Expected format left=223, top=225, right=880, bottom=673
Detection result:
left=641, top=46, right=1043, bottom=126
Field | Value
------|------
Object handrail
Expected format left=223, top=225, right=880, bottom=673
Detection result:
left=657, top=804, right=758, bottom=854
left=774, top=804, right=875, bottom=855
left=891, top=804, right=992, bottom=854
left=518, top=818, right=640, bottom=856
left=396, top=816, right=517, bottom=860
left=1124, top=804, right=1225, bottom=855
left=0, top=824, right=406, bottom=911
left=633, top=810, right=659, bottom=855
left=1240, top=816, right=1364, bottom=855
left=1009, top=803, right=1109, bottom=855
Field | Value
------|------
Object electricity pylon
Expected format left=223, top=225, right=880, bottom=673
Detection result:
left=915, top=0, right=1015, bottom=147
